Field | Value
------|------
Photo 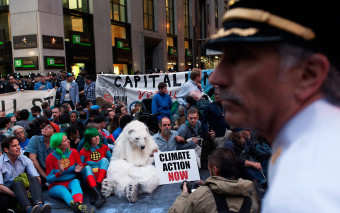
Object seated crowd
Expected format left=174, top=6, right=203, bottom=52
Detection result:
left=0, top=68, right=271, bottom=213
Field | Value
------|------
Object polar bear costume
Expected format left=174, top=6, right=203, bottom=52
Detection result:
left=101, top=120, right=160, bottom=202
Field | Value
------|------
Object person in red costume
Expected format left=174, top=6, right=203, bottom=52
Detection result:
left=45, top=133, right=93, bottom=213
left=79, top=127, right=111, bottom=208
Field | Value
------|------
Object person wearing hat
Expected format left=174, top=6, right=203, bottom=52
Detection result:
left=34, top=74, right=53, bottom=90
left=45, top=133, right=93, bottom=213
left=25, top=120, right=59, bottom=186
left=58, top=73, right=80, bottom=109
left=79, top=127, right=110, bottom=208
left=206, top=0, right=340, bottom=211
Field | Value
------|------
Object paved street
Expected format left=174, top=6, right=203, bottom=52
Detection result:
left=47, top=169, right=210, bottom=213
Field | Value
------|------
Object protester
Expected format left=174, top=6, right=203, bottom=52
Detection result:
left=205, top=0, right=340, bottom=211
left=31, top=106, right=42, bottom=118
left=0, top=117, right=13, bottom=137
left=152, top=82, right=172, bottom=120
left=0, top=137, right=51, bottom=213
left=152, top=117, right=177, bottom=152
left=51, top=107, right=61, bottom=125
left=168, top=148, right=258, bottom=213
left=111, top=114, right=133, bottom=140
left=58, top=73, right=79, bottom=109
left=16, top=109, right=32, bottom=131
left=12, top=125, right=30, bottom=154
left=79, top=127, right=110, bottom=208
left=45, top=133, right=92, bottom=213
left=177, top=68, right=203, bottom=106
left=65, top=125, right=81, bottom=149
left=81, top=75, right=96, bottom=105
left=34, top=74, right=53, bottom=90
left=26, top=121, right=59, bottom=185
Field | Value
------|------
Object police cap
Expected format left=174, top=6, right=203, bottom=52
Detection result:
left=205, top=0, right=340, bottom=70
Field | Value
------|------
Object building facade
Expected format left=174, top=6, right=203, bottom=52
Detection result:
left=0, top=0, right=227, bottom=76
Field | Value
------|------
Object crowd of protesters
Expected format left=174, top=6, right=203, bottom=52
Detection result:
left=0, top=67, right=271, bottom=213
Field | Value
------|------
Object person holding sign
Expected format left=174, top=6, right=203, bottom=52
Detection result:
left=168, top=148, right=258, bottom=213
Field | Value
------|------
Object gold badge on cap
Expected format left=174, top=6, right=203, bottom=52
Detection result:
left=90, top=151, right=101, bottom=161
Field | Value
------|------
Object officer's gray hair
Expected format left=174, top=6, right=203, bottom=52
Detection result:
left=277, top=43, right=340, bottom=105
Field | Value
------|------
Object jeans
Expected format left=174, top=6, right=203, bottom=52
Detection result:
left=9, top=176, right=43, bottom=210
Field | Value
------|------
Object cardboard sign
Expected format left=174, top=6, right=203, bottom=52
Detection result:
left=154, top=149, right=200, bottom=185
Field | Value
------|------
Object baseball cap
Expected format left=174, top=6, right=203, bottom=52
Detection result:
left=45, top=120, right=60, bottom=133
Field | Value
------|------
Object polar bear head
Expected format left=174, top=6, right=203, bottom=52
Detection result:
left=125, top=120, right=150, bottom=150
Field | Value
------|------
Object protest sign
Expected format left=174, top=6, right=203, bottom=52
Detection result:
left=0, top=89, right=56, bottom=114
left=96, top=70, right=213, bottom=109
left=154, top=149, right=200, bottom=185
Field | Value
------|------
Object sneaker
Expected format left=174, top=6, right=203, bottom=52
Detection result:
left=27, top=205, right=41, bottom=213
left=41, top=203, right=52, bottom=213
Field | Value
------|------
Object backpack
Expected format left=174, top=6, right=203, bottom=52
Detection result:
left=210, top=188, right=252, bottom=213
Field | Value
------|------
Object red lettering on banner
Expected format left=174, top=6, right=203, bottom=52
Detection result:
left=103, top=94, right=113, bottom=102
left=137, top=91, right=147, bottom=99
left=168, top=91, right=177, bottom=99
left=146, top=92, right=153, bottom=99
left=168, top=171, right=188, bottom=181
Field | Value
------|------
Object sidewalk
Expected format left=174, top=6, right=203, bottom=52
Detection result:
left=47, top=169, right=210, bottom=213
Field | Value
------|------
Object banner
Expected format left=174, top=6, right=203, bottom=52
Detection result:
left=96, top=70, right=214, bottom=109
left=0, top=89, right=56, bottom=114
left=154, top=149, right=200, bottom=185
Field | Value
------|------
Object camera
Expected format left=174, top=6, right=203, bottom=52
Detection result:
left=180, top=181, right=203, bottom=194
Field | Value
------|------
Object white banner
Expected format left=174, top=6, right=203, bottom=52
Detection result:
left=0, top=89, right=56, bottom=114
left=95, top=70, right=213, bottom=110
left=154, top=149, right=200, bottom=185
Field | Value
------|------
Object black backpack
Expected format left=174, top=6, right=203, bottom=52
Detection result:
left=210, top=188, right=252, bottom=213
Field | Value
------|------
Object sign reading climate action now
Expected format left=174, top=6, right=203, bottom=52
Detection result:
left=154, top=150, right=200, bottom=185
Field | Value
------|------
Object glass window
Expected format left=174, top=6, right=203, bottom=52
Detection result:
left=111, top=25, right=126, bottom=46
left=63, top=0, right=89, bottom=13
left=184, top=40, right=189, bottom=49
left=111, top=0, right=126, bottom=22
left=63, top=14, right=89, bottom=40
left=166, top=0, right=174, bottom=34
left=143, top=0, right=154, bottom=30
left=167, top=37, right=174, bottom=49
left=215, top=0, right=218, bottom=28
left=0, top=0, right=8, bottom=6
left=183, top=0, right=190, bottom=38
left=0, top=13, right=10, bottom=41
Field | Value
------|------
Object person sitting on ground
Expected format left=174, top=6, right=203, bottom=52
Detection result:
left=69, top=111, right=85, bottom=138
left=0, top=117, right=13, bottom=137
left=79, top=127, right=110, bottom=208
left=77, top=122, right=112, bottom=152
left=111, top=114, right=133, bottom=141
left=26, top=120, right=59, bottom=187
left=115, top=104, right=128, bottom=115
left=152, top=82, right=172, bottom=120
left=168, top=148, right=259, bottom=213
left=15, top=109, right=32, bottom=131
left=31, top=106, right=41, bottom=118
left=6, top=113, right=17, bottom=129
left=51, top=107, right=61, bottom=125
left=177, top=68, right=203, bottom=106
left=224, top=130, right=270, bottom=189
left=65, top=125, right=81, bottom=149
left=172, top=105, right=186, bottom=130
left=42, top=108, right=52, bottom=120
left=0, top=137, right=51, bottom=213
left=45, top=133, right=93, bottom=213
left=12, top=125, right=30, bottom=154
left=152, top=117, right=178, bottom=152
left=94, top=115, right=115, bottom=143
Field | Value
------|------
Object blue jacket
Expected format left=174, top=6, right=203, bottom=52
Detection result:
left=34, top=81, right=53, bottom=90
left=152, top=92, right=172, bottom=118
left=58, top=81, right=80, bottom=105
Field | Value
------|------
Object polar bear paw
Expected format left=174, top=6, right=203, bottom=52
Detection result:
left=101, top=178, right=114, bottom=198
left=125, top=183, right=138, bottom=203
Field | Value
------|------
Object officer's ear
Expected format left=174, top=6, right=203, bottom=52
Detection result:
left=294, top=53, right=329, bottom=102
left=212, top=165, right=219, bottom=176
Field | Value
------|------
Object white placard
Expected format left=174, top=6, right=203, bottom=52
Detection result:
left=154, top=149, right=200, bottom=185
